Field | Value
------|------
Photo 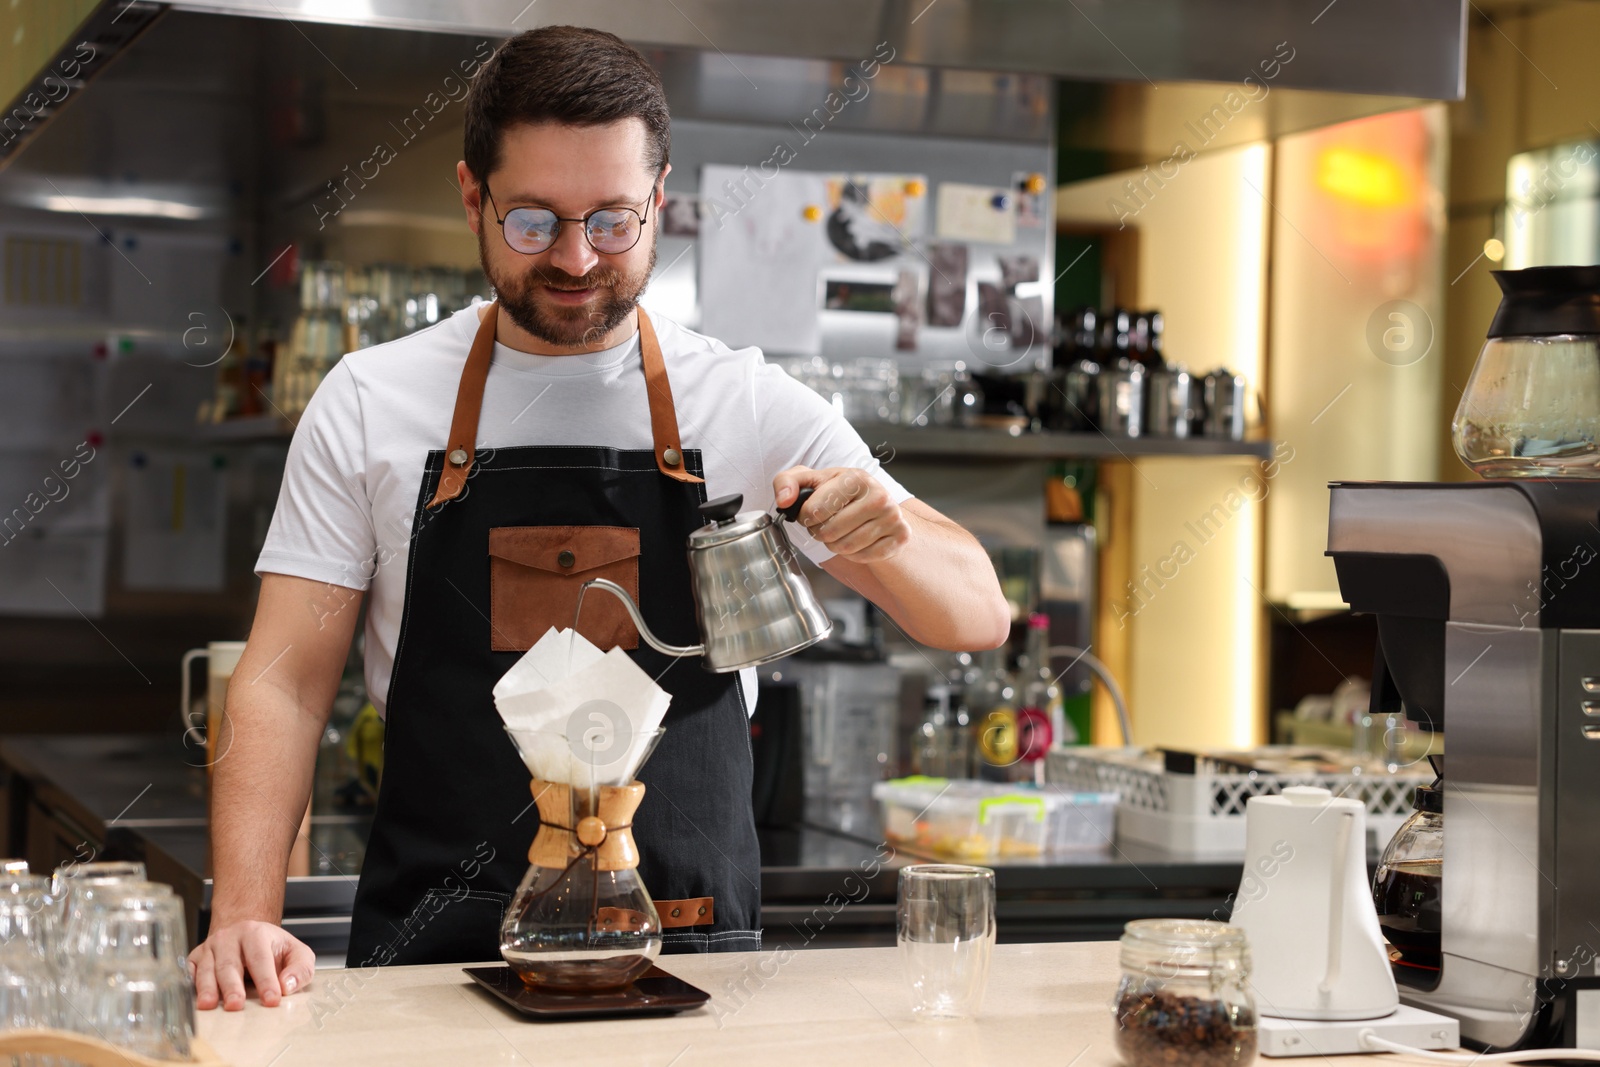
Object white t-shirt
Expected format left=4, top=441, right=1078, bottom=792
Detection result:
left=256, top=303, right=912, bottom=717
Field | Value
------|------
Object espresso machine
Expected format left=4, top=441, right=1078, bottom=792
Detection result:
left=1324, top=265, right=1600, bottom=1051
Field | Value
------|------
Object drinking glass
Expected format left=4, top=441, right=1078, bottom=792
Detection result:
left=73, top=889, right=194, bottom=1059
left=0, top=879, right=63, bottom=1065
left=0, top=875, right=56, bottom=963
left=56, top=869, right=155, bottom=970
left=897, top=864, right=995, bottom=1020
left=52, top=861, right=146, bottom=899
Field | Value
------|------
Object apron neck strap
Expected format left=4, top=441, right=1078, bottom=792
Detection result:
left=427, top=303, right=702, bottom=509
left=636, top=306, right=703, bottom=485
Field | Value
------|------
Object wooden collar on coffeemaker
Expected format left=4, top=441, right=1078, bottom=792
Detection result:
left=526, top=779, right=644, bottom=872
left=427, top=304, right=703, bottom=510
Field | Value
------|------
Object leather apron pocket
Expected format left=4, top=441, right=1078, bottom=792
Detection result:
left=487, top=526, right=641, bottom=651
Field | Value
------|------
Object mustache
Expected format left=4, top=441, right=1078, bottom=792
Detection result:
left=527, top=264, right=624, bottom=290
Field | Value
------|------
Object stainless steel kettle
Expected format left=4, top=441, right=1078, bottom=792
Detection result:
left=581, top=489, right=833, bottom=672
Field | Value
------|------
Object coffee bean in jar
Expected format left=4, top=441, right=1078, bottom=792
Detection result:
left=1113, top=919, right=1257, bottom=1067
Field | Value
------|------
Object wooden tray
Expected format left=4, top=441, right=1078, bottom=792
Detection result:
left=0, top=1029, right=227, bottom=1066
left=464, top=964, right=710, bottom=1020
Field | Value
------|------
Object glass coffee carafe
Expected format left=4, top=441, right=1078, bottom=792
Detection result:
left=499, top=726, right=666, bottom=992
left=1372, top=756, right=1443, bottom=990
left=1453, top=265, right=1600, bottom=478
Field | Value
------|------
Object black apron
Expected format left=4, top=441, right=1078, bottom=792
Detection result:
left=345, top=304, right=762, bottom=967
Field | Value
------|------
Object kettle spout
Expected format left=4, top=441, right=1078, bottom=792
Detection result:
left=579, top=578, right=706, bottom=659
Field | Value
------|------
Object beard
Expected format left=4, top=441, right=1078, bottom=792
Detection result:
left=479, top=226, right=657, bottom=348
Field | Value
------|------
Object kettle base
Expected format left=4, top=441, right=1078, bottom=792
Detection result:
left=1257, top=1006, right=1459, bottom=1057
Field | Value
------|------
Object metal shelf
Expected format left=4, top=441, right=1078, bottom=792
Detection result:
left=189, top=418, right=1273, bottom=459
left=852, top=423, right=1275, bottom=461
left=194, top=416, right=297, bottom=441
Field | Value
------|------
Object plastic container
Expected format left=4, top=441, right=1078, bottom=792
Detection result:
left=872, top=776, right=1116, bottom=860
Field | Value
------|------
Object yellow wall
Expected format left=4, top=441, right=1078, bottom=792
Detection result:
left=0, top=1, right=100, bottom=108
left=1265, top=107, right=1449, bottom=601
left=1056, top=145, right=1270, bottom=748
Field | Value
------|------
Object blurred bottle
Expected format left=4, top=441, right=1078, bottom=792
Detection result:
left=1129, top=312, right=1153, bottom=367
left=1055, top=308, right=1101, bottom=432
left=239, top=319, right=277, bottom=417
left=1104, top=308, right=1133, bottom=362
left=1146, top=311, right=1167, bottom=369
left=209, top=315, right=247, bottom=423
left=1022, top=611, right=1070, bottom=750
left=945, top=654, right=980, bottom=777
left=913, top=683, right=964, bottom=778
left=970, top=646, right=1019, bottom=782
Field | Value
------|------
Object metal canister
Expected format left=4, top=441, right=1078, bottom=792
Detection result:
left=1203, top=368, right=1248, bottom=440
left=1097, top=359, right=1145, bottom=437
left=1146, top=366, right=1197, bottom=439
left=1059, top=359, right=1100, bottom=431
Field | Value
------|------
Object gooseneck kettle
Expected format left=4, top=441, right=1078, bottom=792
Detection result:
left=580, top=490, right=833, bottom=672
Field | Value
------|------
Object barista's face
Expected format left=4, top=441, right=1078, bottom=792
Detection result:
left=459, top=119, right=667, bottom=349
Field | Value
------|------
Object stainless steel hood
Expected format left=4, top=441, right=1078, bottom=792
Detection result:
left=167, top=0, right=1466, bottom=100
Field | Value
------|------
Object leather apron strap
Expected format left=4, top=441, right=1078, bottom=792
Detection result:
left=427, top=304, right=702, bottom=509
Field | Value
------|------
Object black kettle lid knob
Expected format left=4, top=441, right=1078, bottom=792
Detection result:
left=699, top=494, right=743, bottom=523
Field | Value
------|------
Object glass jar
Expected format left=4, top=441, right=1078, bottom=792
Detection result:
left=1453, top=266, right=1600, bottom=478
left=1372, top=764, right=1443, bottom=990
left=1113, top=919, right=1257, bottom=1067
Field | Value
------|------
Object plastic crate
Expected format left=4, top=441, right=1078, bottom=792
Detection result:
left=1045, top=746, right=1428, bottom=854
left=872, top=776, right=1118, bottom=861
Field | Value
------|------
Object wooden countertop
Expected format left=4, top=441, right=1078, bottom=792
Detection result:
left=200, top=941, right=1415, bottom=1066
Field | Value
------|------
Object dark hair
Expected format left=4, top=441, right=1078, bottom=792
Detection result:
left=463, top=26, right=670, bottom=184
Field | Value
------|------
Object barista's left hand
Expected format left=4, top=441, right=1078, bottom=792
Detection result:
left=773, top=466, right=911, bottom=564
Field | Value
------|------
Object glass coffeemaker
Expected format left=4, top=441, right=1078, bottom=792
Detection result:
left=1372, top=756, right=1442, bottom=989
left=1453, top=265, right=1600, bottom=477
left=499, top=726, right=666, bottom=992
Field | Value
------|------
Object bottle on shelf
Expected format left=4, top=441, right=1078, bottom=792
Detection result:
left=1053, top=307, right=1101, bottom=432
left=238, top=318, right=277, bottom=418
left=913, top=683, right=972, bottom=779
left=1146, top=310, right=1167, bottom=369
left=205, top=315, right=248, bottom=424
left=970, top=646, right=1020, bottom=782
left=1020, top=613, right=1071, bottom=783
left=944, top=654, right=980, bottom=777
left=1129, top=312, right=1152, bottom=366
left=1107, top=308, right=1133, bottom=363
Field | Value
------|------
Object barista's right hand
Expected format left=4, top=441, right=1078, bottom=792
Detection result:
left=188, top=919, right=315, bottom=1010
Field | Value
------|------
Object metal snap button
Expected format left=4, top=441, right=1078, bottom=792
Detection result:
left=557, top=550, right=575, bottom=568
left=697, top=905, right=707, bottom=916
left=670, top=907, right=682, bottom=918
left=448, top=448, right=469, bottom=466
left=662, top=447, right=681, bottom=467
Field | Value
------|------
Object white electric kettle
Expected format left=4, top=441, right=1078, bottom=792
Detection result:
left=1229, top=785, right=1398, bottom=1021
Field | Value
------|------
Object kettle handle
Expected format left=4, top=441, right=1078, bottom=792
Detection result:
left=181, top=648, right=208, bottom=747
left=1319, top=809, right=1356, bottom=999
left=776, top=486, right=815, bottom=523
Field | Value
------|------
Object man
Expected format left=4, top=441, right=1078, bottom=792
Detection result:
left=189, top=25, right=1009, bottom=1010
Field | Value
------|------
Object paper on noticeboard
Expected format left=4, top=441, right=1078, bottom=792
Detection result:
left=122, top=451, right=227, bottom=592
left=0, top=528, right=108, bottom=617
left=699, top=165, right=830, bottom=355
left=822, top=174, right=927, bottom=263
left=936, top=182, right=1017, bottom=245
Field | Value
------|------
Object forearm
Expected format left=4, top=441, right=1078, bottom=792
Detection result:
left=824, top=507, right=1010, bottom=651
left=209, top=677, right=327, bottom=925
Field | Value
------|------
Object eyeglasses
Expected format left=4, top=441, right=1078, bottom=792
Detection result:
left=483, top=183, right=654, bottom=256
